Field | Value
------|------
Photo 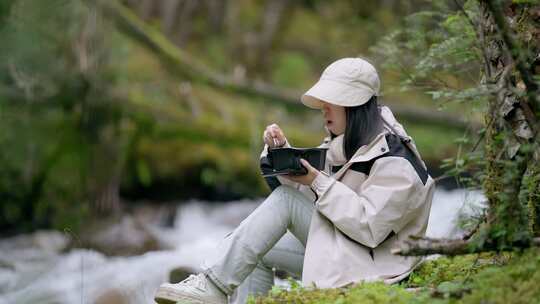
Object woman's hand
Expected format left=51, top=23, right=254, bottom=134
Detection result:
left=263, top=123, right=287, bottom=148
left=282, top=159, right=320, bottom=186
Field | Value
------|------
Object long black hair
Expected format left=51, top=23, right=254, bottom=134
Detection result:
left=330, top=95, right=383, bottom=161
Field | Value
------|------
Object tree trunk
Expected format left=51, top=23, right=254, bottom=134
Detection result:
left=251, top=0, right=294, bottom=79
left=394, top=0, right=540, bottom=255
left=206, top=0, right=226, bottom=33
left=480, top=0, right=539, bottom=246
left=160, top=0, right=182, bottom=35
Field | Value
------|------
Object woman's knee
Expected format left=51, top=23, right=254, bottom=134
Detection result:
left=272, top=184, right=295, bottom=194
left=265, top=186, right=313, bottom=218
left=269, top=184, right=305, bottom=201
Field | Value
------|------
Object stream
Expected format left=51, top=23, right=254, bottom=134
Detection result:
left=0, top=188, right=485, bottom=304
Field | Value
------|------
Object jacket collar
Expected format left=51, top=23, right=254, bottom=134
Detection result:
left=330, top=130, right=390, bottom=180
left=325, top=133, right=346, bottom=167
left=348, top=130, right=390, bottom=163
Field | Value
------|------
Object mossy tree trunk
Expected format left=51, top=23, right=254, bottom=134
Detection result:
left=395, top=0, right=540, bottom=256
left=484, top=0, right=539, bottom=243
left=478, top=0, right=539, bottom=248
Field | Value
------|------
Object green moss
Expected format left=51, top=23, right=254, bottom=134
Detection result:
left=461, top=248, right=540, bottom=303
left=523, top=163, right=540, bottom=235
left=251, top=248, right=540, bottom=304
left=249, top=281, right=415, bottom=304
left=404, top=254, right=492, bottom=288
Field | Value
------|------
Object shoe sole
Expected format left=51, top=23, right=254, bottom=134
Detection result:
left=154, top=291, right=200, bottom=304
left=154, top=287, right=223, bottom=304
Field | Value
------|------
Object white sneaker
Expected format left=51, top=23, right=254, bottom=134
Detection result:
left=154, top=273, right=228, bottom=304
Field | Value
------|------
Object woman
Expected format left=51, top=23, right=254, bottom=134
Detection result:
left=154, top=58, right=435, bottom=304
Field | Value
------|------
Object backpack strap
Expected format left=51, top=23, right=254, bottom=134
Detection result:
left=346, top=116, right=429, bottom=185
left=381, top=116, right=411, bottom=144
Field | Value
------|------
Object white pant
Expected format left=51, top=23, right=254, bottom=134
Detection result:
left=203, top=185, right=314, bottom=303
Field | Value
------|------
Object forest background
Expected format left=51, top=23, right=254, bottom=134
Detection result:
left=1, top=0, right=540, bottom=303
left=0, top=0, right=475, bottom=233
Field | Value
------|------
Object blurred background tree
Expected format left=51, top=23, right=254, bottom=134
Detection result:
left=0, top=0, right=484, bottom=235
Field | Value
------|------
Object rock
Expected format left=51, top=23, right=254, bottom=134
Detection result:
left=0, top=230, right=70, bottom=253
left=131, top=203, right=177, bottom=228
left=82, top=216, right=162, bottom=256
left=169, top=266, right=197, bottom=283
left=94, top=289, right=129, bottom=304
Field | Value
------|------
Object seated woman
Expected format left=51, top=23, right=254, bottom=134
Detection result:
left=154, top=57, right=435, bottom=304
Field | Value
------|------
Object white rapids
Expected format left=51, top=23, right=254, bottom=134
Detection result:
left=0, top=188, right=485, bottom=304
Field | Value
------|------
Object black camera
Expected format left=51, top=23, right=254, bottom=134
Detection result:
left=262, top=147, right=328, bottom=177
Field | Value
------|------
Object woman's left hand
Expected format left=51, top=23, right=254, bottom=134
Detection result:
left=283, top=159, right=320, bottom=186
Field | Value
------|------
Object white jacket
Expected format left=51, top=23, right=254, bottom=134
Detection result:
left=260, top=106, right=435, bottom=288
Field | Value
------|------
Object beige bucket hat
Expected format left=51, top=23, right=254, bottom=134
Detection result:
left=301, top=57, right=380, bottom=109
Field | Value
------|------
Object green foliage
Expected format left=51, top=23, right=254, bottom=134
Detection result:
left=512, top=0, right=540, bottom=4
left=374, top=0, right=540, bottom=250
left=440, top=149, right=485, bottom=189
left=0, top=0, right=124, bottom=232
left=271, top=52, right=312, bottom=88
left=0, top=0, right=15, bottom=27
left=201, top=37, right=229, bottom=72
left=369, top=3, right=492, bottom=228
left=371, top=0, right=485, bottom=108
left=0, top=0, right=476, bottom=234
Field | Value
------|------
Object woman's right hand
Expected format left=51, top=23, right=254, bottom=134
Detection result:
left=263, top=123, right=287, bottom=148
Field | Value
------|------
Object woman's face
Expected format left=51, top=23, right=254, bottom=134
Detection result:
left=321, top=101, right=346, bottom=135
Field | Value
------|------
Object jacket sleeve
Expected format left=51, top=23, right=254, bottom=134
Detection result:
left=310, top=156, right=422, bottom=248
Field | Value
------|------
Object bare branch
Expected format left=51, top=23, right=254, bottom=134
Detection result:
left=392, top=236, right=540, bottom=256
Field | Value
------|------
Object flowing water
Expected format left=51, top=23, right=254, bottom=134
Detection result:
left=0, top=188, right=485, bottom=304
